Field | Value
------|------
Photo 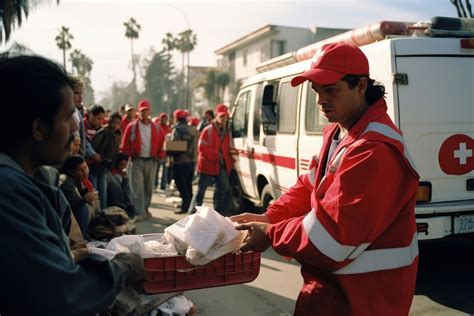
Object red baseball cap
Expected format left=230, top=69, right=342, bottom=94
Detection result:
left=137, top=100, right=151, bottom=112
left=159, top=112, right=168, bottom=119
left=291, top=42, right=369, bottom=87
left=173, top=109, right=187, bottom=119
left=215, top=104, right=229, bottom=117
left=188, top=117, right=200, bottom=126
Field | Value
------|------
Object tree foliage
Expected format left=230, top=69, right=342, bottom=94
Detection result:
left=55, top=26, right=73, bottom=68
left=200, top=69, right=230, bottom=105
left=451, top=0, right=473, bottom=17
left=69, top=49, right=93, bottom=77
left=69, top=49, right=94, bottom=105
left=142, top=49, right=177, bottom=115
left=99, top=81, right=136, bottom=112
left=0, top=0, right=60, bottom=43
left=123, top=17, right=141, bottom=95
left=174, top=29, right=198, bottom=107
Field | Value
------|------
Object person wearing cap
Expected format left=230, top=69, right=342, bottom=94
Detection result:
left=197, top=109, right=215, bottom=132
left=121, top=103, right=136, bottom=133
left=170, top=109, right=198, bottom=214
left=0, top=55, right=146, bottom=315
left=231, top=42, right=419, bottom=315
left=193, top=104, right=233, bottom=216
left=152, top=112, right=172, bottom=191
left=188, top=116, right=200, bottom=128
left=120, top=99, right=165, bottom=220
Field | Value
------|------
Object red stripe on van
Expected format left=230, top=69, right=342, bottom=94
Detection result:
left=230, top=148, right=296, bottom=170
left=251, top=152, right=296, bottom=169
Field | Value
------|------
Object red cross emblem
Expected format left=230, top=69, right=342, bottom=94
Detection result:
left=438, top=134, right=474, bottom=175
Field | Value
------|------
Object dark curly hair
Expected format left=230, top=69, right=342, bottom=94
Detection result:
left=341, top=75, right=386, bottom=105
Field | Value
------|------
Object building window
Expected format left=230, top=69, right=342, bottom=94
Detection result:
left=271, top=40, right=285, bottom=58
left=243, top=50, right=248, bottom=66
left=228, top=52, right=235, bottom=63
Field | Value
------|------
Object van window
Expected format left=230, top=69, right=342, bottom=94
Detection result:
left=232, top=91, right=251, bottom=138
left=305, top=85, right=328, bottom=133
left=253, top=84, right=262, bottom=142
left=278, top=81, right=298, bottom=134
left=262, top=84, right=277, bottom=135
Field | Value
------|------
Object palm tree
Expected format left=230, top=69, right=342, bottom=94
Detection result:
left=55, top=26, right=73, bottom=69
left=162, top=32, right=175, bottom=53
left=1, top=0, right=27, bottom=43
left=161, top=32, right=176, bottom=115
left=176, top=29, right=198, bottom=107
left=123, top=17, right=141, bottom=90
left=69, top=49, right=93, bottom=77
left=451, top=0, right=473, bottom=17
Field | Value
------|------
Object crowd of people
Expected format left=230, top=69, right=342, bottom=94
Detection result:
left=0, top=53, right=236, bottom=315
left=59, top=76, right=234, bottom=240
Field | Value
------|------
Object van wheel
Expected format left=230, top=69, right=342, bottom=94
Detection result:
left=229, top=172, right=253, bottom=214
left=261, top=184, right=275, bottom=213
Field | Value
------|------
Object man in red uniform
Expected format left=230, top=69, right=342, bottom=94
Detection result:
left=232, top=42, right=419, bottom=315
left=194, top=104, right=233, bottom=215
left=120, top=100, right=164, bottom=220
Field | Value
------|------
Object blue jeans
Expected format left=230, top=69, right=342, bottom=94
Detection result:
left=155, top=158, right=169, bottom=190
left=89, top=169, right=107, bottom=210
left=194, top=166, right=231, bottom=216
left=74, top=204, right=90, bottom=240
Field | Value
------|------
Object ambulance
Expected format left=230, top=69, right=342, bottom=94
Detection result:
left=228, top=16, right=474, bottom=240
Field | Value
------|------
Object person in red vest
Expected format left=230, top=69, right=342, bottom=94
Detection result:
left=232, top=42, right=419, bottom=315
left=193, top=104, right=233, bottom=216
left=120, top=103, right=136, bottom=133
left=120, top=100, right=164, bottom=220
left=152, top=112, right=172, bottom=191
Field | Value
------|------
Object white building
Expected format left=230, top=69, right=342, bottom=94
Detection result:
left=215, top=24, right=349, bottom=104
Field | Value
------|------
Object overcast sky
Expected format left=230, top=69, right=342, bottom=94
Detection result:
left=3, top=0, right=455, bottom=97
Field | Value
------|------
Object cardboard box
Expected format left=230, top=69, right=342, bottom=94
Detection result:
left=164, top=140, right=187, bottom=152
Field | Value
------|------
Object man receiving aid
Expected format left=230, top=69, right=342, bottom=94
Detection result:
left=0, top=55, right=146, bottom=315
left=232, top=42, right=420, bottom=315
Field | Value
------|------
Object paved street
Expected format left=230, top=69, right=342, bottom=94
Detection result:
left=136, top=188, right=474, bottom=316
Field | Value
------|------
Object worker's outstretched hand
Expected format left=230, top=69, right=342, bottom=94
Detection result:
left=236, top=222, right=271, bottom=253
left=230, top=213, right=270, bottom=224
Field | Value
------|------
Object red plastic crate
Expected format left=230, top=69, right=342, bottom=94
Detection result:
left=143, top=252, right=261, bottom=294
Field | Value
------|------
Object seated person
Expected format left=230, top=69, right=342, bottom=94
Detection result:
left=109, top=153, right=136, bottom=218
left=60, top=155, right=98, bottom=240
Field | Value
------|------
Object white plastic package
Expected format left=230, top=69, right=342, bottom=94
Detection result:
left=91, top=234, right=178, bottom=258
left=164, top=206, right=246, bottom=265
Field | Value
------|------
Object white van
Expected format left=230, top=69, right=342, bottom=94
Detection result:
left=229, top=17, right=474, bottom=241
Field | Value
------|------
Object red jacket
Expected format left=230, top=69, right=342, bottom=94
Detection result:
left=121, top=115, right=133, bottom=133
left=154, top=121, right=172, bottom=160
left=197, top=123, right=232, bottom=176
left=120, top=119, right=164, bottom=159
left=265, top=98, right=419, bottom=316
